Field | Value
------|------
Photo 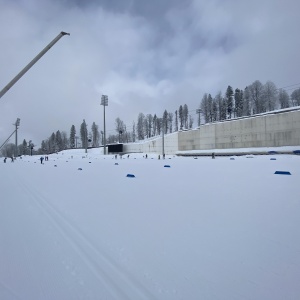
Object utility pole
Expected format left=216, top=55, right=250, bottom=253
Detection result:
left=101, top=95, right=108, bottom=155
left=196, top=109, right=202, bottom=127
left=83, top=119, right=88, bottom=154
left=13, top=118, right=20, bottom=157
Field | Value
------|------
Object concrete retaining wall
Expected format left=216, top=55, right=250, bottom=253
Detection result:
left=123, top=108, right=300, bottom=154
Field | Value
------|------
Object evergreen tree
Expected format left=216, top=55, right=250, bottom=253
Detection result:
left=201, top=94, right=210, bottom=123
left=174, top=110, right=178, bottom=131
left=41, top=140, right=47, bottom=154
left=168, top=112, right=173, bottom=133
left=153, top=114, right=157, bottom=136
left=137, top=113, right=145, bottom=140
left=80, top=120, right=88, bottom=149
left=61, top=131, right=69, bottom=150
left=70, top=125, right=76, bottom=148
left=220, top=97, right=227, bottom=121
left=50, top=133, right=56, bottom=153
left=214, top=92, right=222, bottom=121
left=55, top=130, right=63, bottom=151
left=212, top=98, right=218, bottom=121
left=22, top=139, right=28, bottom=155
left=183, top=104, right=189, bottom=128
left=163, top=110, right=168, bottom=133
left=207, top=94, right=213, bottom=122
left=132, top=121, right=136, bottom=142
left=91, top=122, right=100, bottom=147
left=243, top=86, right=251, bottom=116
left=189, top=115, right=193, bottom=128
left=234, top=88, right=243, bottom=117
left=226, top=85, right=234, bottom=119
left=178, top=105, right=183, bottom=130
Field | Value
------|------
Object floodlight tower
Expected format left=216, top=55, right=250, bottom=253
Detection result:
left=100, top=95, right=108, bottom=155
left=13, top=118, right=20, bottom=157
left=196, top=108, right=202, bottom=127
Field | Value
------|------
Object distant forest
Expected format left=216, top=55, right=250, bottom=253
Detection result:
left=2, top=79, right=300, bottom=157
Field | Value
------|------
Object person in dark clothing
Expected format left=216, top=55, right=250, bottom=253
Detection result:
left=4, top=157, right=7, bottom=163
left=40, top=157, right=44, bottom=164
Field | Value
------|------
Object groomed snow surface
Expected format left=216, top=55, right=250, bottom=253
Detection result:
left=1, top=149, right=300, bottom=300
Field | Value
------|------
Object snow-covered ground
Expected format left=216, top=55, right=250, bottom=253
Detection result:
left=1, top=149, right=300, bottom=300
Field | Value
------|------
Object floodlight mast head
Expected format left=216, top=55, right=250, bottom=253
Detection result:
left=100, top=95, right=108, bottom=155
left=101, top=95, right=108, bottom=106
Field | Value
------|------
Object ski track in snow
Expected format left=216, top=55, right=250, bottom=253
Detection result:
left=1, top=152, right=300, bottom=299
left=14, top=170, right=157, bottom=300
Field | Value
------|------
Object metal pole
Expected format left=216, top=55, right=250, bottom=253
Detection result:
left=101, top=95, right=108, bottom=155
left=162, top=123, right=165, bottom=157
left=13, top=118, right=20, bottom=157
left=0, top=32, right=70, bottom=99
left=0, top=130, right=16, bottom=151
left=103, top=104, right=106, bottom=154
left=15, top=123, right=17, bottom=157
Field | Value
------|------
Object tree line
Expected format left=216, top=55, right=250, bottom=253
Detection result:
left=1, top=80, right=299, bottom=157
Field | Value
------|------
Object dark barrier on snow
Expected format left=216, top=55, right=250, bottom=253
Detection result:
left=126, top=174, right=135, bottom=178
left=164, top=165, right=171, bottom=168
left=268, top=151, right=278, bottom=155
left=274, top=171, right=291, bottom=175
left=270, top=158, right=277, bottom=160
left=293, top=150, right=300, bottom=155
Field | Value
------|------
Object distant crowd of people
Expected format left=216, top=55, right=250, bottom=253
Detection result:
left=3, top=156, right=49, bottom=164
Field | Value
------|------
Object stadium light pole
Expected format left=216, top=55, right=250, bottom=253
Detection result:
left=13, top=118, right=20, bottom=157
left=196, top=108, right=202, bottom=127
left=101, top=95, right=108, bottom=155
left=159, top=118, right=165, bottom=158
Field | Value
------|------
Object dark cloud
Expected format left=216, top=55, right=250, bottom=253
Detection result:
left=0, top=0, right=299, bottom=148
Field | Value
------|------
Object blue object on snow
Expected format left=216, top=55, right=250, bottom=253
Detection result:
left=270, top=158, right=277, bottom=160
left=230, top=157, right=235, bottom=160
left=126, top=174, right=135, bottom=178
left=115, top=163, right=119, bottom=165
left=78, top=168, right=83, bottom=171
left=268, top=151, right=278, bottom=155
left=274, top=171, right=291, bottom=175
left=54, top=165, right=57, bottom=167
left=164, top=165, right=171, bottom=168
left=293, top=150, right=300, bottom=155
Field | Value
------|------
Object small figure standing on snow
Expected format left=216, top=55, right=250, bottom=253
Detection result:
left=11, top=157, right=14, bottom=162
left=3, top=157, right=7, bottom=163
left=212, top=152, right=215, bottom=159
left=40, top=157, right=44, bottom=164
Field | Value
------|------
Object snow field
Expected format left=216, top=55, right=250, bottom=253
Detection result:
left=1, top=151, right=300, bottom=299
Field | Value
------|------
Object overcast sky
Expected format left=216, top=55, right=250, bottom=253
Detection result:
left=0, top=0, right=299, bottom=147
